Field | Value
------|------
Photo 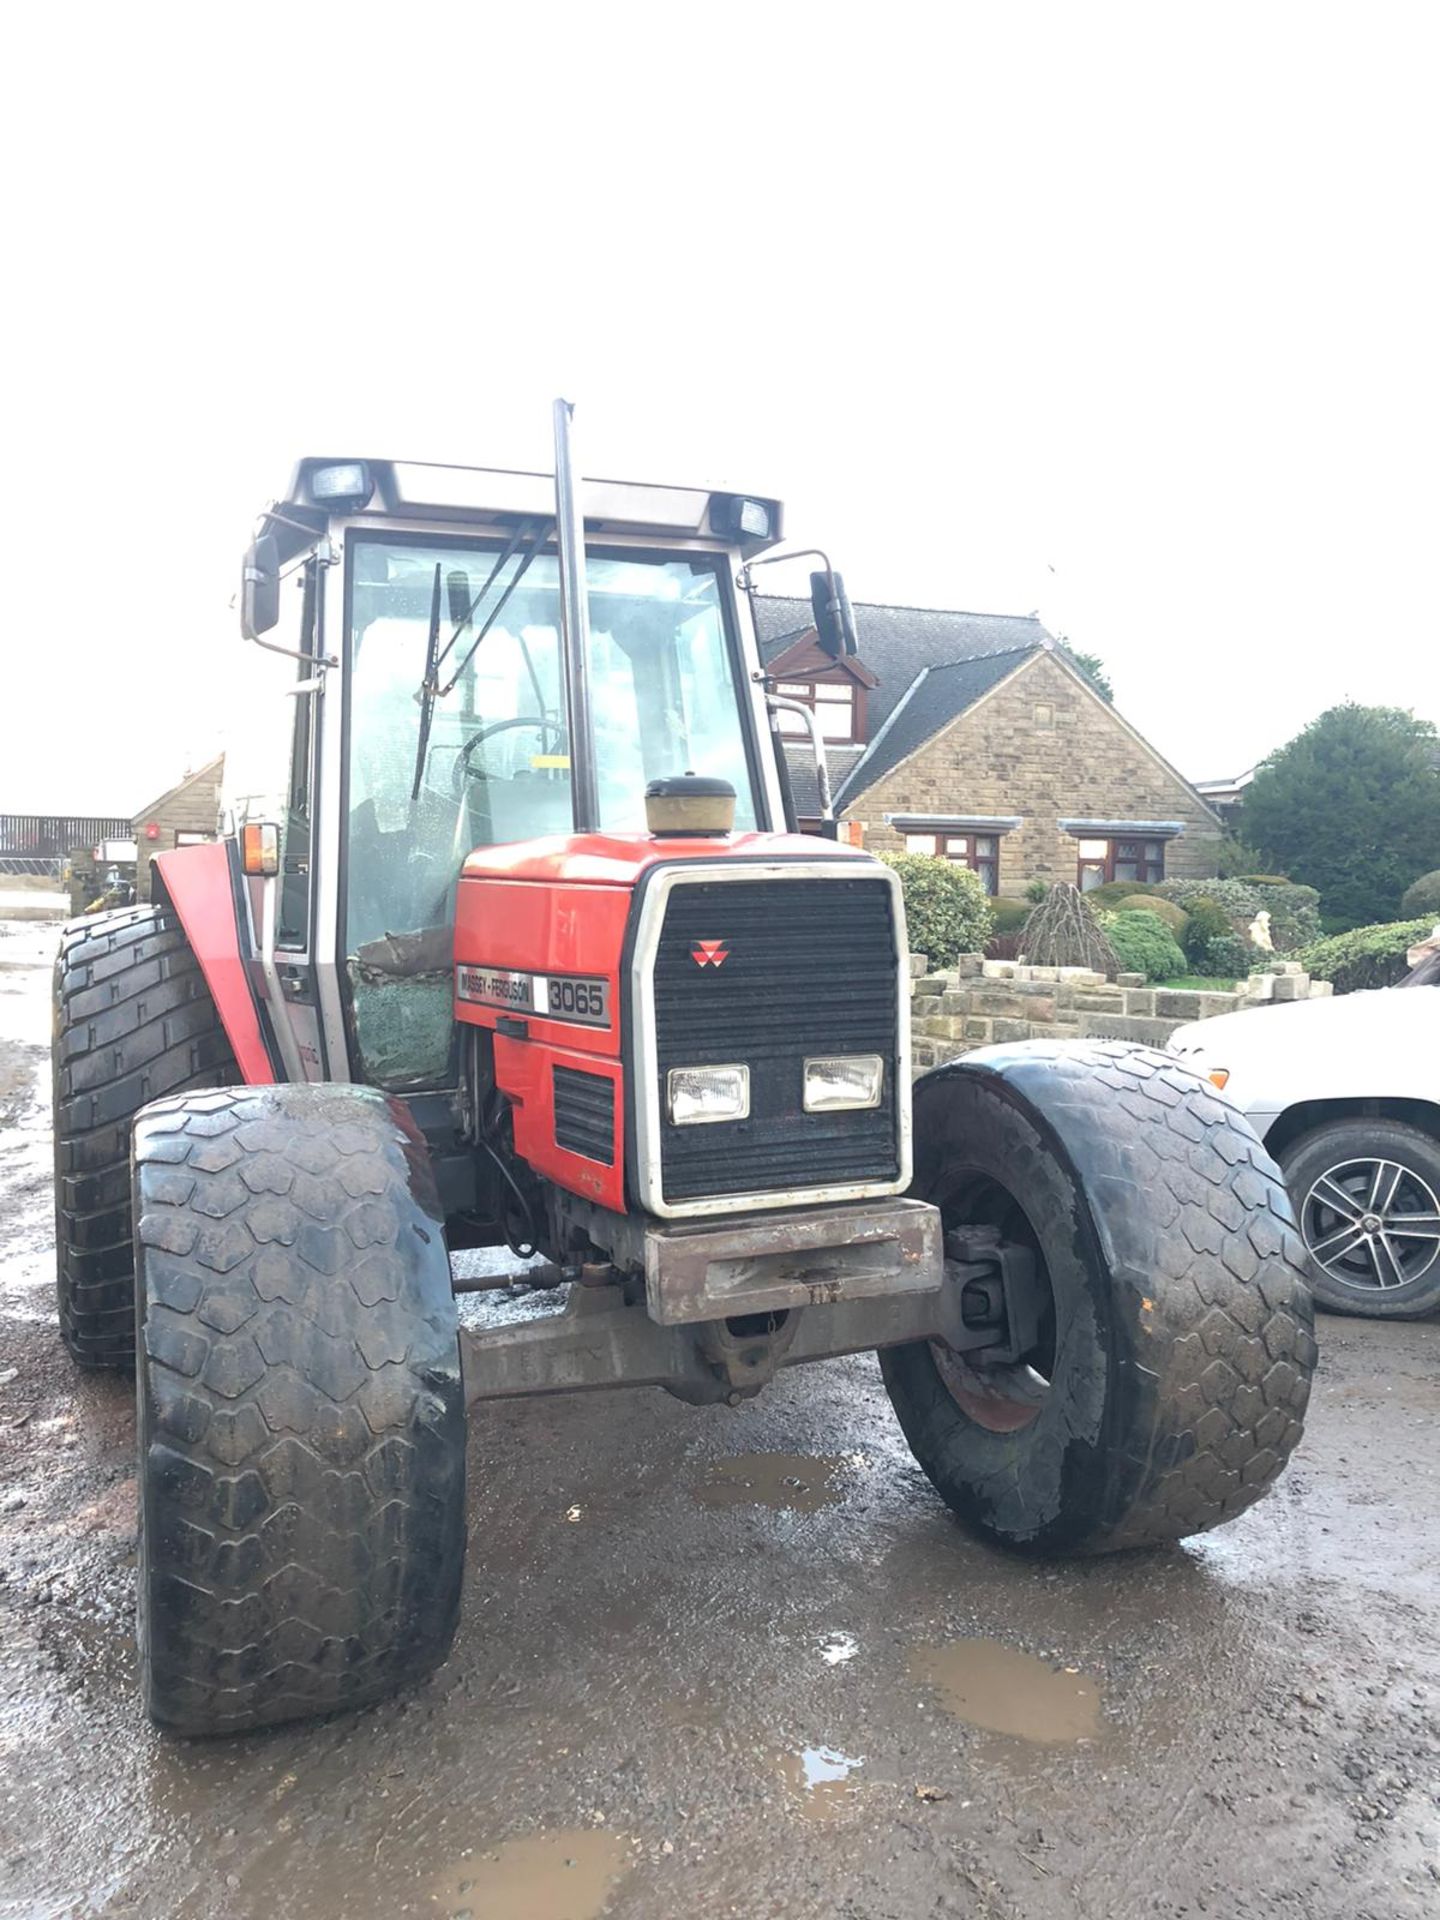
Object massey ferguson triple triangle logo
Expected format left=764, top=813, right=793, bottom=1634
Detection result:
left=690, top=939, right=730, bottom=968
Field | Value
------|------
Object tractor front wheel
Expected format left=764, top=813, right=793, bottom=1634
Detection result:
left=133, top=1083, right=465, bottom=1735
left=882, top=1043, right=1316, bottom=1554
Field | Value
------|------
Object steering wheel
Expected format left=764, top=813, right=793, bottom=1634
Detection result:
left=451, top=717, right=568, bottom=796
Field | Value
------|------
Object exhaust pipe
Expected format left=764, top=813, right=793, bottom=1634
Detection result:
left=552, top=399, right=601, bottom=833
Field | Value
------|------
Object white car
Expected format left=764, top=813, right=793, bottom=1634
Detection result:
left=1168, top=984, right=1440, bottom=1319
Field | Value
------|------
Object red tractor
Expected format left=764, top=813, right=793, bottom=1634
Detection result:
left=52, top=405, right=1314, bottom=1736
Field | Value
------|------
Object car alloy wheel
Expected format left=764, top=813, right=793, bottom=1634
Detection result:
left=1300, top=1156, right=1440, bottom=1292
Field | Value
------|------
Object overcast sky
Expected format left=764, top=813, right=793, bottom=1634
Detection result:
left=4, top=2, right=1436, bottom=815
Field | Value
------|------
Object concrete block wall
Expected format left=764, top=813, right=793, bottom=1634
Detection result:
left=907, top=955, right=1331, bottom=1071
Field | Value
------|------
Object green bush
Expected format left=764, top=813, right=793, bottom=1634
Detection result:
left=1181, top=895, right=1232, bottom=966
left=1155, top=877, right=1320, bottom=952
left=1400, top=869, right=1440, bottom=919
left=1116, top=894, right=1189, bottom=937
left=988, top=896, right=1032, bottom=934
left=877, top=853, right=993, bottom=967
left=1024, top=878, right=1049, bottom=904
left=1084, top=879, right=1159, bottom=910
left=1297, top=918, right=1433, bottom=995
left=1197, top=933, right=1251, bottom=978
left=1236, top=874, right=1292, bottom=886
left=1100, top=910, right=1188, bottom=982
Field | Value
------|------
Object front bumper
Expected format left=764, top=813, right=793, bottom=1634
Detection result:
left=641, top=1195, right=943, bottom=1326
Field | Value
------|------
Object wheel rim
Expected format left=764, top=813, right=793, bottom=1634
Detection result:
left=1300, top=1156, right=1440, bottom=1292
left=931, top=1174, right=1057, bottom=1434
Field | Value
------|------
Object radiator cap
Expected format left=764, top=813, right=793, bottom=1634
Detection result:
left=645, top=774, right=736, bottom=838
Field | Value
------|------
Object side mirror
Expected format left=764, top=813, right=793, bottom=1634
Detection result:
left=810, top=569, right=858, bottom=658
left=240, top=534, right=282, bottom=640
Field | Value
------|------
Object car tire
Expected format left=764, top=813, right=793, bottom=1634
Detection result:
left=1277, top=1117, right=1440, bottom=1319
left=881, top=1043, right=1316, bottom=1554
left=134, top=1083, right=466, bottom=1736
left=53, top=904, right=239, bottom=1369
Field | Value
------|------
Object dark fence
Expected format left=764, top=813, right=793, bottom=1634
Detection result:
left=0, top=813, right=132, bottom=858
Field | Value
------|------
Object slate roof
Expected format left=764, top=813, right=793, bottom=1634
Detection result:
left=834, top=650, right=1035, bottom=805
left=754, top=596, right=1052, bottom=737
left=782, top=743, right=868, bottom=818
left=754, top=595, right=1051, bottom=808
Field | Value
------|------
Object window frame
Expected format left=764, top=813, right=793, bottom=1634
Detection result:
left=772, top=672, right=867, bottom=745
left=1075, top=835, right=1167, bottom=890
left=903, top=829, right=999, bottom=895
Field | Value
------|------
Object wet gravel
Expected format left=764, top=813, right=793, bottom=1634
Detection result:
left=1, top=916, right=1437, bottom=1919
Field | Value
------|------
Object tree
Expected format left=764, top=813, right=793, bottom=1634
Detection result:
left=1239, top=704, right=1440, bottom=928
left=1059, top=646, right=1113, bottom=703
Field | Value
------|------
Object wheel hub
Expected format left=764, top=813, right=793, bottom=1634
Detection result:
left=1302, top=1156, right=1440, bottom=1292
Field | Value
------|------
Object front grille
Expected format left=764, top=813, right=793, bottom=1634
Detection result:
left=553, top=1066, right=615, bottom=1165
left=650, top=874, right=900, bottom=1203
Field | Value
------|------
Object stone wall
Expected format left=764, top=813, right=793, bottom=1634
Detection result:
left=849, top=650, right=1224, bottom=889
left=908, top=954, right=1332, bottom=1072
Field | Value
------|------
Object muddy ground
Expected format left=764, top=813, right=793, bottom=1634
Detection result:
left=1, top=915, right=1436, bottom=1919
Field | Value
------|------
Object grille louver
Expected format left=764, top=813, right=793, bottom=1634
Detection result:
left=649, top=874, right=900, bottom=1203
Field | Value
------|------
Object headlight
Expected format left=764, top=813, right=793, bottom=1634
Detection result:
left=667, top=1064, right=750, bottom=1126
left=804, top=1054, right=884, bottom=1112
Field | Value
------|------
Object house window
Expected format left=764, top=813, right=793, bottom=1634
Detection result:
left=904, top=830, right=999, bottom=895
left=775, top=679, right=861, bottom=744
left=1076, top=836, right=1166, bottom=890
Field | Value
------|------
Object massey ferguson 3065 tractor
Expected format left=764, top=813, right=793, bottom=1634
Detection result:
left=52, top=404, right=1315, bottom=1736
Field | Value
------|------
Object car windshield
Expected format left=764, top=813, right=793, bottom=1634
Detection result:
left=343, top=534, right=759, bottom=1085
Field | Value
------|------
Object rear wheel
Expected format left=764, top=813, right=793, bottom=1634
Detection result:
left=882, top=1043, right=1316, bottom=1553
left=52, top=904, right=238, bottom=1369
left=134, top=1083, right=466, bottom=1735
left=1277, top=1118, right=1440, bottom=1319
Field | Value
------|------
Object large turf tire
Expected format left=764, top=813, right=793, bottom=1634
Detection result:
left=133, top=1083, right=465, bottom=1736
left=53, top=904, right=238, bottom=1368
left=882, top=1041, right=1316, bottom=1554
left=1277, top=1117, right=1440, bottom=1319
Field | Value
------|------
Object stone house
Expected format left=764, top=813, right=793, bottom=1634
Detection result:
left=755, top=597, right=1222, bottom=896
left=132, top=756, right=224, bottom=901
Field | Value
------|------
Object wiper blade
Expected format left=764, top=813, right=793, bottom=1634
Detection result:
left=410, top=563, right=444, bottom=801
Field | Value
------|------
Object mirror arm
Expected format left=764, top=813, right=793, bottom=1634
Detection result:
left=766, top=693, right=833, bottom=820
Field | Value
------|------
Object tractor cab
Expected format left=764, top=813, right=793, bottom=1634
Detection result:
left=231, top=436, right=801, bottom=1097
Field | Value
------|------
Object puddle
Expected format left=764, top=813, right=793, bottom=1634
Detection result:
left=693, top=1453, right=846, bottom=1512
left=819, top=1631, right=858, bottom=1666
left=909, top=1637, right=1102, bottom=1743
left=778, top=1745, right=865, bottom=1819
left=432, top=1829, right=630, bottom=1920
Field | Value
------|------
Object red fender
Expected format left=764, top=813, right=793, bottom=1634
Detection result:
left=152, top=843, right=276, bottom=1085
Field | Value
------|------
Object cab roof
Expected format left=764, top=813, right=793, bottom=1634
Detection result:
left=260, top=457, right=784, bottom=565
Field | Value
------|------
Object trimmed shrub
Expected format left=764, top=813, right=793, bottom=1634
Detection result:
left=988, top=896, right=1032, bottom=934
left=1297, top=918, right=1434, bottom=995
left=1116, top=894, right=1189, bottom=937
left=1155, top=877, right=1320, bottom=952
left=1195, top=933, right=1250, bottom=979
left=1181, top=896, right=1232, bottom=966
left=1024, top=878, right=1049, bottom=904
left=1100, top=910, right=1188, bottom=982
left=876, top=853, right=993, bottom=968
left=1085, top=880, right=1159, bottom=911
left=1400, top=869, right=1440, bottom=918
left=1235, top=874, right=1292, bottom=886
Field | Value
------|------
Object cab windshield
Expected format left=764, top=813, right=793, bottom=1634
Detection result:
left=343, top=534, right=759, bottom=1085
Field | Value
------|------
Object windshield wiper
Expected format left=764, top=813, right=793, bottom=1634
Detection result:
left=409, top=517, right=553, bottom=802
left=410, top=565, right=444, bottom=802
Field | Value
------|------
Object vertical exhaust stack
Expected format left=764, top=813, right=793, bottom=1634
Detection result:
left=552, top=399, right=601, bottom=833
